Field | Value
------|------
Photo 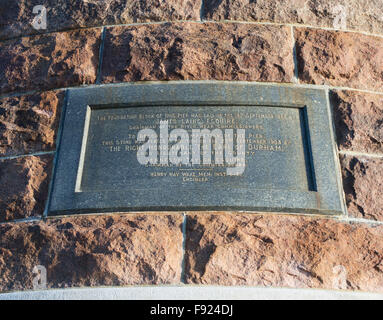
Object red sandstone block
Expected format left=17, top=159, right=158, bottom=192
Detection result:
left=0, top=29, right=101, bottom=94
left=101, top=22, right=295, bottom=83
left=331, top=90, right=383, bottom=155
left=0, top=215, right=183, bottom=292
left=0, top=0, right=202, bottom=41
left=340, top=154, right=383, bottom=222
left=203, top=0, right=383, bottom=35
left=295, top=28, right=383, bottom=92
left=185, top=213, right=383, bottom=292
left=0, top=155, right=53, bottom=223
left=0, top=91, right=64, bottom=157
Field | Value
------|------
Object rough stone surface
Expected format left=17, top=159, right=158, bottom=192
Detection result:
left=295, top=28, right=383, bottom=92
left=203, top=0, right=383, bottom=35
left=101, top=23, right=294, bottom=83
left=185, top=213, right=383, bottom=292
left=0, top=155, right=53, bottom=223
left=340, top=155, right=383, bottom=222
left=0, top=214, right=183, bottom=292
left=0, top=29, right=101, bottom=94
left=331, top=91, right=383, bottom=155
left=0, top=0, right=202, bottom=40
left=0, top=91, right=64, bottom=157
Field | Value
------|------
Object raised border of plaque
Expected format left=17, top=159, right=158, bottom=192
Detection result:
left=48, top=82, right=345, bottom=216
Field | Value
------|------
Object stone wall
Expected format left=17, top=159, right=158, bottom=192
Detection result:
left=0, top=0, right=382, bottom=293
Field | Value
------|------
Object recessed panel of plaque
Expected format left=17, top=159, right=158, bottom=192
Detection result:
left=49, top=82, right=345, bottom=216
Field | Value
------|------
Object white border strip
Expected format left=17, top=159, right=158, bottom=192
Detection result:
left=1, top=286, right=382, bottom=300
